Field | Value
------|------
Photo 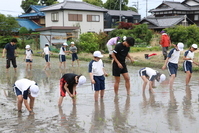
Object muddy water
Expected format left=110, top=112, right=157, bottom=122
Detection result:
left=0, top=55, right=199, bottom=133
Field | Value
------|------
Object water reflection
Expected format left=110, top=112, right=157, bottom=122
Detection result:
left=112, top=96, right=133, bottom=132
left=89, top=100, right=106, bottom=133
left=167, top=90, right=180, bottom=131
left=182, top=86, right=196, bottom=121
left=58, top=106, right=85, bottom=132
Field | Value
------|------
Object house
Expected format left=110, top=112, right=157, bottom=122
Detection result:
left=35, top=0, right=107, bottom=48
left=104, top=10, right=140, bottom=30
left=139, top=0, right=199, bottom=30
left=17, top=5, right=47, bottom=31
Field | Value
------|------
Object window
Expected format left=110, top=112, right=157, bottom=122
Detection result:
left=51, top=12, right=59, bottom=22
left=68, top=14, right=82, bottom=21
left=87, top=15, right=100, bottom=22
left=194, top=15, right=199, bottom=21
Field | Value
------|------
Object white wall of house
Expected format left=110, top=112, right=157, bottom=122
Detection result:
left=45, top=10, right=104, bottom=34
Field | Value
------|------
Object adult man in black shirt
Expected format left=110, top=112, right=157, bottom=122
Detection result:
left=2, top=38, right=18, bottom=72
left=111, top=37, right=135, bottom=95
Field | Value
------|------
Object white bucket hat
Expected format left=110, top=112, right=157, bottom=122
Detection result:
left=93, top=51, right=103, bottom=58
left=77, top=76, right=86, bottom=86
left=159, top=74, right=166, bottom=83
left=29, top=84, right=39, bottom=97
left=25, top=45, right=30, bottom=49
left=177, top=42, right=184, bottom=51
left=192, top=44, right=198, bottom=49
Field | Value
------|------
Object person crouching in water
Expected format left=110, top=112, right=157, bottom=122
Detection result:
left=58, top=73, right=86, bottom=106
left=139, top=67, right=166, bottom=93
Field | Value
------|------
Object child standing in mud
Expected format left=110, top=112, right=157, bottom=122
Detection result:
left=183, top=44, right=198, bottom=85
left=162, top=42, right=184, bottom=89
left=24, top=45, right=33, bottom=71
left=88, top=51, right=108, bottom=102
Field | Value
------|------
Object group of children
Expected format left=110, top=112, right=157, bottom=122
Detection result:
left=24, top=41, right=79, bottom=71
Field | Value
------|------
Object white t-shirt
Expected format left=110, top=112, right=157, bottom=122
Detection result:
left=43, top=47, right=50, bottom=55
left=15, top=79, right=36, bottom=95
left=88, top=59, right=104, bottom=76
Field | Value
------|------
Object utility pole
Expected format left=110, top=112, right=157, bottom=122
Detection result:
left=146, top=0, right=148, bottom=17
left=119, top=0, right=122, bottom=21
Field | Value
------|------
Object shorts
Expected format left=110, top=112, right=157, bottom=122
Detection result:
left=93, top=76, right=105, bottom=91
left=72, top=53, right=78, bottom=61
left=45, top=54, right=50, bottom=62
left=26, top=59, right=33, bottom=63
left=59, top=55, right=66, bottom=62
left=183, top=61, right=192, bottom=73
left=60, top=78, right=76, bottom=97
left=13, top=86, right=22, bottom=96
left=167, top=62, right=178, bottom=76
left=112, top=62, right=128, bottom=76
left=139, top=67, right=156, bottom=81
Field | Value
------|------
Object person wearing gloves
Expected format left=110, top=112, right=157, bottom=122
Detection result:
left=139, top=67, right=166, bottom=93
left=24, top=45, right=33, bottom=71
left=13, top=79, right=39, bottom=114
left=88, top=51, right=108, bottom=102
left=58, top=73, right=86, bottom=106
left=162, top=42, right=184, bottom=89
left=183, top=44, right=199, bottom=85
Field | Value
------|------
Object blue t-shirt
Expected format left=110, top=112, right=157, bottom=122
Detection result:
left=5, top=43, right=17, bottom=58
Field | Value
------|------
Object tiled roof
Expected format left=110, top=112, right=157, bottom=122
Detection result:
left=140, top=15, right=194, bottom=29
left=16, top=18, right=42, bottom=31
left=19, top=5, right=46, bottom=18
left=41, top=0, right=107, bottom=12
left=107, top=10, right=139, bottom=16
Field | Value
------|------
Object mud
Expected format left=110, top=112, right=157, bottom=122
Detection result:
left=0, top=55, right=199, bottom=133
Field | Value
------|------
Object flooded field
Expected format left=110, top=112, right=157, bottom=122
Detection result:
left=0, top=55, right=199, bottom=133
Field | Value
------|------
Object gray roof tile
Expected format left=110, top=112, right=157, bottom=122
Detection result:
left=41, top=0, right=107, bottom=12
left=107, top=10, right=139, bottom=16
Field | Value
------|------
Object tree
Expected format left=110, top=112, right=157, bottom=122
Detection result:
left=103, top=0, right=129, bottom=10
left=40, top=0, right=58, bottom=6
left=83, top=0, right=103, bottom=7
left=21, top=0, right=40, bottom=12
left=0, top=14, right=19, bottom=36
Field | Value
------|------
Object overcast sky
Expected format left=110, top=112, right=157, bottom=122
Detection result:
left=0, top=0, right=183, bottom=19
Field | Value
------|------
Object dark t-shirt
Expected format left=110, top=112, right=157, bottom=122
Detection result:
left=113, top=43, right=130, bottom=63
left=5, top=43, right=17, bottom=58
left=62, top=73, right=78, bottom=90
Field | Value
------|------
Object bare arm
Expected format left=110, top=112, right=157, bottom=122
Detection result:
left=126, top=53, right=134, bottom=63
left=162, top=57, right=169, bottom=70
left=89, top=72, right=95, bottom=84
left=64, top=83, right=73, bottom=98
left=111, top=52, right=123, bottom=69
left=2, top=48, right=6, bottom=58
left=24, top=99, right=34, bottom=114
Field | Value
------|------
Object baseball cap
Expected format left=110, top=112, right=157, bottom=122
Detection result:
left=77, top=76, right=86, bottom=86
left=177, top=42, right=184, bottom=51
left=192, top=44, right=198, bottom=49
left=71, top=42, right=75, bottom=44
left=63, top=43, right=68, bottom=46
left=123, top=36, right=127, bottom=41
left=160, top=31, right=165, bottom=33
left=93, top=51, right=103, bottom=58
left=159, top=74, right=166, bottom=83
left=29, top=84, right=39, bottom=97
left=45, top=43, right=49, bottom=46
left=25, top=45, right=30, bottom=49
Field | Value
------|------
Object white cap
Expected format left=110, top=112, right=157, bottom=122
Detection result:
left=63, top=43, right=68, bottom=46
left=29, top=84, right=39, bottom=97
left=123, top=36, right=127, bottom=41
left=177, top=42, right=184, bottom=51
left=25, top=45, right=30, bottom=49
left=93, top=51, right=103, bottom=58
left=159, top=74, right=166, bottom=83
left=77, top=76, right=86, bottom=86
left=192, top=44, right=198, bottom=49
left=71, top=42, right=75, bottom=44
